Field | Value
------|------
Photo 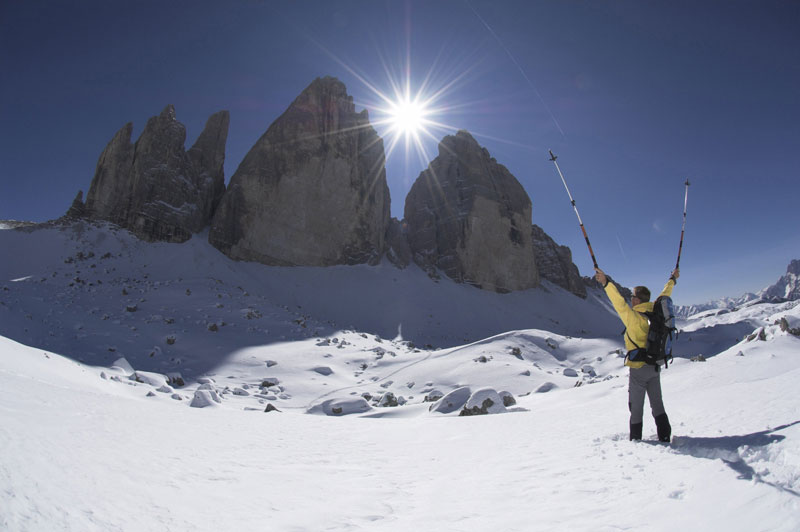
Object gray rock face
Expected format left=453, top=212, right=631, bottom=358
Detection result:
left=759, top=259, right=800, bottom=301
left=531, top=224, right=586, bottom=298
left=80, top=105, right=229, bottom=242
left=209, top=76, right=390, bottom=266
left=404, top=130, right=538, bottom=293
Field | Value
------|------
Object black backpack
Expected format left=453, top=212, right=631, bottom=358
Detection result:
left=627, top=295, right=677, bottom=367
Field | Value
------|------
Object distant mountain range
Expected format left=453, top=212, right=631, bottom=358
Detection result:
left=676, top=259, right=800, bottom=318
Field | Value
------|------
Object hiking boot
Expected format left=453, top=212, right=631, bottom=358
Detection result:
left=630, top=422, right=643, bottom=441
left=655, top=413, right=671, bottom=442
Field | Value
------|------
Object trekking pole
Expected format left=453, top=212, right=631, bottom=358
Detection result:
left=675, top=179, right=690, bottom=270
left=548, top=150, right=599, bottom=269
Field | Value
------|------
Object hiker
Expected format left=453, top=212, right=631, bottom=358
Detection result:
left=594, top=267, right=680, bottom=442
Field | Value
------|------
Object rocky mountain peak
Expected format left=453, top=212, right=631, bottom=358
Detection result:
left=209, top=77, right=390, bottom=267
left=404, top=129, right=538, bottom=293
left=75, top=106, right=229, bottom=242
left=760, top=258, right=800, bottom=301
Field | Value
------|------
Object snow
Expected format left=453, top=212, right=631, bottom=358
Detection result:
left=1, top=220, right=799, bottom=530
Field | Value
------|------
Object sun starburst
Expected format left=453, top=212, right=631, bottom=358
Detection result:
left=386, top=95, right=430, bottom=138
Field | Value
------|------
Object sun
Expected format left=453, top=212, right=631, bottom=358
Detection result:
left=368, top=84, right=449, bottom=169
left=386, top=95, right=431, bottom=137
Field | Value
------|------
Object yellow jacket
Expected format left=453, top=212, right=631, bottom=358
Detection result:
left=604, top=278, right=675, bottom=368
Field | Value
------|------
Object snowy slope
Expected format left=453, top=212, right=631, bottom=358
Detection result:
left=2, top=311, right=799, bottom=531
left=2, top=220, right=800, bottom=530
left=0, top=220, right=620, bottom=379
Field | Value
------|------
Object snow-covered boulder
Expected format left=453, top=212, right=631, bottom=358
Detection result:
left=423, top=389, right=445, bottom=403
left=133, top=371, right=168, bottom=388
left=377, top=392, right=399, bottom=407
left=536, top=382, right=557, bottom=393
left=307, top=397, right=372, bottom=416
left=190, top=389, right=222, bottom=408
left=459, top=388, right=507, bottom=416
left=109, top=357, right=134, bottom=375
left=429, top=386, right=472, bottom=414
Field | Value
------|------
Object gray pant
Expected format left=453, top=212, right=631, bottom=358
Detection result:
left=628, top=365, right=666, bottom=425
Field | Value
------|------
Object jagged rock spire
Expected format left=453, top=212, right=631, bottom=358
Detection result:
left=209, top=76, right=390, bottom=266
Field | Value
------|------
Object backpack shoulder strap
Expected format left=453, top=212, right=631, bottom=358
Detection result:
left=625, top=329, right=643, bottom=350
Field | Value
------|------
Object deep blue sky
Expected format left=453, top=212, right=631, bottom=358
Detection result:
left=2, top=0, right=798, bottom=305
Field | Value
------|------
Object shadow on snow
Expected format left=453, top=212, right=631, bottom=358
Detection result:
left=666, top=420, right=800, bottom=497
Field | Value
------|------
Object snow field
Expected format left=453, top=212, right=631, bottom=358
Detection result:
left=2, top=319, right=800, bottom=531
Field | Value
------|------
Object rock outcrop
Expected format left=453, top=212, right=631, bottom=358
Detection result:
left=76, top=105, right=229, bottom=242
left=404, top=130, right=538, bottom=293
left=209, top=76, right=390, bottom=266
left=759, top=259, right=800, bottom=302
left=531, top=224, right=586, bottom=298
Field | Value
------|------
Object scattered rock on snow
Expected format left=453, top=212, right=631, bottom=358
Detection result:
left=563, top=368, right=578, bottom=377
left=312, top=366, right=333, bottom=376
left=499, top=391, right=517, bottom=407
left=261, top=378, right=280, bottom=388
